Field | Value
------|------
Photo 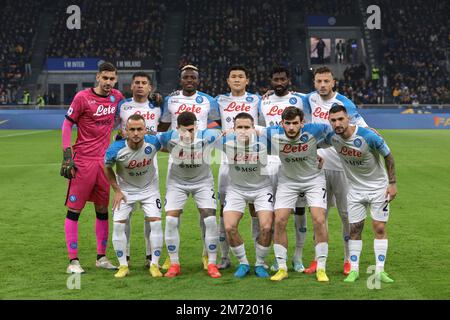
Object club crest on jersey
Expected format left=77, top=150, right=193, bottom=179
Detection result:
left=246, top=96, right=254, bottom=102
left=300, top=134, right=309, bottom=143
left=69, top=195, right=77, bottom=202
left=196, top=96, right=204, bottom=104
left=354, top=138, right=362, bottom=148
left=289, top=97, right=298, bottom=105
left=145, top=146, right=152, bottom=154
left=110, top=95, right=116, bottom=103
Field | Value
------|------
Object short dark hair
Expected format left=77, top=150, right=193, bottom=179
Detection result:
left=314, top=66, right=334, bottom=79
left=329, top=103, right=347, bottom=114
left=132, top=72, right=152, bottom=84
left=127, top=113, right=146, bottom=123
left=234, top=112, right=254, bottom=123
left=177, top=111, right=197, bottom=127
left=281, top=106, right=304, bottom=121
left=227, top=65, right=249, bottom=78
left=98, top=61, right=117, bottom=74
left=271, top=66, right=290, bottom=78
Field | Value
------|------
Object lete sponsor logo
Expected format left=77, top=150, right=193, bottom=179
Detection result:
left=126, top=158, right=152, bottom=169
left=174, top=104, right=202, bottom=115
left=223, top=102, right=251, bottom=112
left=312, top=106, right=330, bottom=120
left=93, top=104, right=116, bottom=116
left=339, top=146, right=362, bottom=157
left=266, top=105, right=284, bottom=116
left=281, top=144, right=308, bottom=153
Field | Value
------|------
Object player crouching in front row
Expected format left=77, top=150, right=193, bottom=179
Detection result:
left=104, top=114, right=164, bottom=278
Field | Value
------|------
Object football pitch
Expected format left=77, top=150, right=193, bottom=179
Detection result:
left=0, top=129, right=449, bottom=300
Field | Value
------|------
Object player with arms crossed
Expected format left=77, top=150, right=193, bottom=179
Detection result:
left=259, top=66, right=308, bottom=273
left=104, top=114, right=164, bottom=278
left=302, top=66, right=370, bottom=275
left=116, top=72, right=162, bottom=268
left=219, top=113, right=273, bottom=278
left=61, top=62, right=124, bottom=273
left=158, top=111, right=222, bottom=279
left=158, top=65, right=221, bottom=271
left=326, top=105, right=396, bottom=283
left=215, top=65, right=262, bottom=270
left=261, top=107, right=332, bottom=282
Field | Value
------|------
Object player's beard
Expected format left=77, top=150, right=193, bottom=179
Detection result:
left=334, top=126, right=345, bottom=134
left=274, top=85, right=288, bottom=96
left=286, top=130, right=299, bottom=140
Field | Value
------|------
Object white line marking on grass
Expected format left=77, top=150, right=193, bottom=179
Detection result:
left=0, top=130, right=52, bottom=138
left=0, top=163, right=60, bottom=168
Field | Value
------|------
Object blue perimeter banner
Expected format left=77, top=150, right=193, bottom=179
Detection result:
left=1, top=109, right=450, bottom=130
left=46, top=58, right=102, bottom=71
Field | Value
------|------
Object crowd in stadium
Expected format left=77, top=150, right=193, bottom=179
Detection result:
left=1, top=0, right=449, bottom=105
left=0, top=1, right=41, bottom=104
left=47, top=0, right=167, bottom=78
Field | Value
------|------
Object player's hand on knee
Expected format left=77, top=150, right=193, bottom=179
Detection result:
left=112, top=190, right=126, bottom=211
left=60, top=147, right=77, bottom=179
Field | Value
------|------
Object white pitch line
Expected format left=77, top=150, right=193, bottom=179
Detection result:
left=0, top=163, right=60, bottom=168
left=0, top=130, right=52, bottom=138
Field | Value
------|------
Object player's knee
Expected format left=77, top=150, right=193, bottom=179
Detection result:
left=165, top=216, right=178, bottom=230
left=66, top=210, right=80, bottom=221
left=260, top=224, right=272, bottom=237
left=274, top=216, right=288, bottom=229
left=224, top=223, right=238, bottom=236
left=96, top=211, right=108, bottom=220
left=312, top=214, right=326, bottom=226
left=373, top=223, right=386, bottom=238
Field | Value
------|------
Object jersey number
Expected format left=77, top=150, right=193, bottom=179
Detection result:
left=267, top=193, right=274, bottom=203
left=156, top=199, right=162, bottom=210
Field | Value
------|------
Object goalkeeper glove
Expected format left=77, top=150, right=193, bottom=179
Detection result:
left=60, top=147, right=77, bottom=179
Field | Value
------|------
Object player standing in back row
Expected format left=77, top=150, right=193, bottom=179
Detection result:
left=215, top=65, right=262, bottom=270
left=60, top=62, right=124, bottom=273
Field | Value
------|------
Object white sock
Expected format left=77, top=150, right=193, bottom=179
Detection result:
left=219, top=216, right=230, bottom=259
left=125, top=218, right=131, bottom=257
left=338, top=209, right=350, bottom=261
left=204, top=216, right=219, bottom=265
left=294, top=214, right=307, bottom=263
left=255, top=243, right=270, bottom=267
left=230, top=244, right=249, bottom=265
left=165, top=216, right=180, bottom=264
left=374, top=239, right=388, bottom=273
left=149, top=220, right=163, bottom=266
left=144, top=220, right=152, bottom=257
left=349, top=240, right=363, bottom=272
left=113, top=222, right=128, bottom=266
left=316, top=242, right=328, bottom=271
left=199, top=215, right=207, bottom=257
left=273, top=244, right=288, bottom=271
left=251, top=216, right=260, bottom=243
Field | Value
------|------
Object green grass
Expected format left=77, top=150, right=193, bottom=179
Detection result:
left=0, top=129, right=449, bottom=299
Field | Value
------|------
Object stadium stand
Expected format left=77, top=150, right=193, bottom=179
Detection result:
left=0, top=0, right=42, bottom=104
left=46, top=0, right=168, bottom=79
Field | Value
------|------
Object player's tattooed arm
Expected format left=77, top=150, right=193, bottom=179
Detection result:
left=104, top=166, right=126, bottom=210
left=384, top=153, right=397, bottom=202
